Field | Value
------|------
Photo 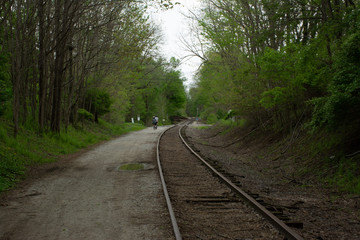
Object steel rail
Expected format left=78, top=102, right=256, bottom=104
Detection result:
left=157, top=125, right=182, bottom=240
left=178, top=124, right=304, bottom=240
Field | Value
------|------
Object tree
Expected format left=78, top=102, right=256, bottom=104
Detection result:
left=85, top=89, right=112, bottom=123
left=1, top=0, right=168, bottom=134
left=311, top=30, right=360, bottom=129
left=0, top=47, right=10, bottom=116
left=163, top=70, right=186, bottom=117
left=188, top=0, right=359, bottom=130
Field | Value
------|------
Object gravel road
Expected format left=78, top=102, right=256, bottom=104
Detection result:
left=0, top=127, right=173, bottom=240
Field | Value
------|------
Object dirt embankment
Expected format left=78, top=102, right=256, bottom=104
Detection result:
left=185, top=122, right=360, bottom=240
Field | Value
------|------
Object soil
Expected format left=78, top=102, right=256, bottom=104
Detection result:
left=0, top=127, right=173, bottom=240
left=185, top=121, right=360, bottom=240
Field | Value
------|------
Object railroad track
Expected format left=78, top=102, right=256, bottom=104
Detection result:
left=157, top=122, right=304, bottom=240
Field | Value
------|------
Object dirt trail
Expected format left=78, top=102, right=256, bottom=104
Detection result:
left=0, top=127, right=173, bottom=240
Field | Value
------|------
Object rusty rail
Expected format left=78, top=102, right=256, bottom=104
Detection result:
left=178, top=124, right=304, bottom=240
left=157, top=125, right=182, bottom=240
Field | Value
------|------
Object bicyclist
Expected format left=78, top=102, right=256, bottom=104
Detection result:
left=152, top=116, right=158, bottom=129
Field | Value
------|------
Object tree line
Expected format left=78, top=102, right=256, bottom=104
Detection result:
left=0, top=0, right=186, bottom=136
left=187, top=0, right=359, bottom=134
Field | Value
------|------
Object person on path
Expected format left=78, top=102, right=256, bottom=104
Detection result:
left=152, top=116, right=158, bottom=129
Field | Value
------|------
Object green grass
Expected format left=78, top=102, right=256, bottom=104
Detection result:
left=194, top=126, right=210, bottom=130
left=119, top=163, right=144, bottom=171
left=0, top=119, right=145, bottom=192
left=216, top=118, right=247, bottom=135
left=290, top=126, right=360, bottom=194
left=324, top=156, right=360, bottom=194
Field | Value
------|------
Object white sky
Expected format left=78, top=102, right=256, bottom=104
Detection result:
left=148, top=0, right=203, bottom=88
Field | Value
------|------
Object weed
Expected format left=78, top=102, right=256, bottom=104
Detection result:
left=194, top=126, right=210, bottom=130
left=325, top=156, right=360, bottom=194
left=119, top=163, right=144, bottom=171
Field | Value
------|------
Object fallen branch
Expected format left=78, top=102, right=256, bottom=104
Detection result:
left=346, top=150, right=360, bottom=158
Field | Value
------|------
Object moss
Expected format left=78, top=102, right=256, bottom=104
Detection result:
left=119, top=163, right=144, bottom=171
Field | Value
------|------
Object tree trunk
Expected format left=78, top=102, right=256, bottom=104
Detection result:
left=11, top=0, right=24, bottom=137
left=51, top=0, right=70, bottom=133
left=38, top=0, right=46, bottom=132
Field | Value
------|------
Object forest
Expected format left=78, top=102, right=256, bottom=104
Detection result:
left=185, top=0, right=360, bottom=192
left=0, top=0, right=360, bottom=192
left=0, top=0, right=186, bottom=135
left=187, top=0, right=359, bottom=131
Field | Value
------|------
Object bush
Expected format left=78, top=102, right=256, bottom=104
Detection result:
left=206, top=113, right=218, bottom=124
left=78, top=108, right=94, bottom=121
left=218, top=118, right=246, bottom=128
left=84, top=88, right=112, bottom=122
left=311, top=31, right=360, bottom=129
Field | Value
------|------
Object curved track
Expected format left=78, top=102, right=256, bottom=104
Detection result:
left=157, top=125, right=182, bottom=240
left=157, top=122, right=304, bottom=240
left=178, top=123, right=304, bottom=240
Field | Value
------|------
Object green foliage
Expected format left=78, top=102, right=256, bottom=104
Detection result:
left=258, top=45, right=308, bottom=113
left=326, top=156, right=360, bottom=194
left=0, top=48, right=11, bottom=116
left=218, top=118, right=246, bottom=128
left=260, top=87, right=288, bottom=109
left=0, top=1, right=164, bottom=134
left=206, top=113, right=218, bottom=124
left=147, top=0, right=181, bottom=10
left=311, top=31, right=360, bottom=129
left=124, top=57, right=187, bottom=125
left=85, top=89, right=112, bottom=122
left=164, top=70, right=186, bottom=116
left=77, top=108, right=94, bottom=121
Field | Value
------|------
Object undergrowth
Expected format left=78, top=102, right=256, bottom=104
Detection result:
left=0, top=119, right=145, bottom=192
left=214, top=117, right=360, bottom=195
left=216, top=118, right=247, bottom=135
left=284, top=125, right=360, bottom=194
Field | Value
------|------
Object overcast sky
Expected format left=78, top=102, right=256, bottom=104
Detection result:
left=149, top=0, right=203, bottom=88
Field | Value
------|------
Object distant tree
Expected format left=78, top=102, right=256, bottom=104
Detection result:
left=85, top=89, right=112, bottom=123
left=163, top=70, right=186, bottom=117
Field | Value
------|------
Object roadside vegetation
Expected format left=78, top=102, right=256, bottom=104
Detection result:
left=186, top=0, right=360, bottom=194
left=0, top=117, right=144, bottom=191
left=0, top=1, right=186, bottom=192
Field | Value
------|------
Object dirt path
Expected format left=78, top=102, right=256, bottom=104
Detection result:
left=0, top=127, right=173, bottom=240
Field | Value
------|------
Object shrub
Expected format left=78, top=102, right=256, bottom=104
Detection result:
left=311, top=31, right=360, bottom=129
left=78, top=108, right=94, bottom=121
left=206, top=113, right=218, bottom=124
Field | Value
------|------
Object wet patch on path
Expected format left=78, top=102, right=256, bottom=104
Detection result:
left=118, top=163, right=155, bottom=171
